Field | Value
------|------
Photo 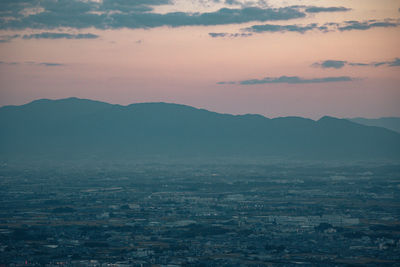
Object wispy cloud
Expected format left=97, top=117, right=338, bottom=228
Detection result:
left=313, top=58, right=400, bottom=69
left=224, top=0, right=242, bottom=5
left=385, top=58, right=400, bottom=67
left=240, top=19, right=400, bottom=35
left=223, top=0, right=269, bottom=8
left=245, top=23, right=327, bottom=34
left=0, top=34, right=20, bottom=43
left=304, top=6, right=350, bottom=13
left=372, top=58, right=400, bottom=67
left=312, top=60, right=348, bottom=69
left=0, top=61, right=65, bottom=67
left=218, top=75, right=353, bottom=85
left=0, top=61, right=19, bottom=65
left=0, top=32, right=98, bottom=43
left=217, top=81, right=236, bottom=84
left=209, top=32, right=252, bottom=38
left=37, top=62, right=65, bottom=66
left=22, top=32, right=99, bottom=39
left=338, top=20, right=399, bottom=31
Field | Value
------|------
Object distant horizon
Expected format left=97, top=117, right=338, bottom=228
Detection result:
left=1, top=96, right=400, bottom=121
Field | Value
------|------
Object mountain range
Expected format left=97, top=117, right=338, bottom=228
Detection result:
left=348, top=117, right=400, bottom=134
left=0, top=97, right=399, bottom=161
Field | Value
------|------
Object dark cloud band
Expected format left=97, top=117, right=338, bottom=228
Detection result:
left=242, top=19, right=400, bottom=34
left=209, top=32, right=252, bottom=38
left=218, top=76, right=353, bottom=85
left=0, top=34, right=20, bottom=43
left=22, top=32, right=99, bottom=39
left=0, top=0, right=351, bottom=30
left=305, top=6, right=350, bottom=13
left=0, top=61, right=65, bottom=67
left=245, top=23, right=327, bottom=34
left=313, top=58, right=400, bottom=69
left=0, top=32, right=98, bottom=43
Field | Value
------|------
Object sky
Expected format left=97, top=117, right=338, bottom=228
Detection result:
left=0, top=0, right=399, bottom=119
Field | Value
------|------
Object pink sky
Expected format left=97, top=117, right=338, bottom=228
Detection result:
left=0, top=0, right=399, bottom=119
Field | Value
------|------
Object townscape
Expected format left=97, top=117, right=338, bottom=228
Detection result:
left=0, top=161, right=399, bottom=266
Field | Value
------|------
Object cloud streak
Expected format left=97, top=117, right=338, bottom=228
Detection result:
left=0, top=32, right=98, bottom=43
left=0, top=34, right=20, bottom=43
left=313, top=58, right=400, bottom=69
left=312, top=60, right=348, bottom=69
left=37, top=62, right=65, bottom=66
left=245, top=23, right=327, bottom=34
left=304, top=6, right=351, bottom=13
left=241, top=19, right=400, bottom=34
left=218, top=75, right=353, bottom=85
left=0, top=61, right=65, bottom=67
left=0, top=61, right=19, bottom=65
left=22, top=32, right=99, bottom=39
left=337, top=20, right=399, bottom=31
left=209, top=32, right=252, bottom=38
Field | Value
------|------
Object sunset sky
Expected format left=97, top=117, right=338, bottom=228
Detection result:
left=0, top=0, right=399, bottom=119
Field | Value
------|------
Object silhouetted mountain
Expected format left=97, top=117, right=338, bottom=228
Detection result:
left=1, top=97, right=399, bottom=161
left=348, top=117, right=400, bottom=133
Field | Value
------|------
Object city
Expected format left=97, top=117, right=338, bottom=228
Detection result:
left=0, top=161, right=399, bottom=266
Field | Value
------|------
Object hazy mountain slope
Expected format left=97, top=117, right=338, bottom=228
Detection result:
left=348, top=117, right=400, bottom=133
left=1, top=98, right=399, bottom=160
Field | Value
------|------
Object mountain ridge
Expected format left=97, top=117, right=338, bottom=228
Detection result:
left=1, top=97, right=399, bottom=161
left=348, top=117, right=400, bottom=133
